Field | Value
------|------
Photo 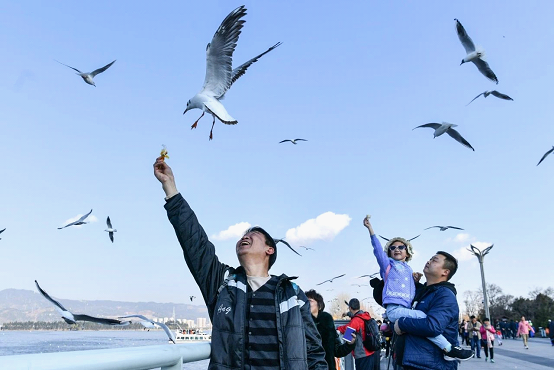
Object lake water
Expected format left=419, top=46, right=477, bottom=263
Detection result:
left=0, top=330, right=209, bottom=369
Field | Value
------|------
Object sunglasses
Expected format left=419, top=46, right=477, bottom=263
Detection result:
left=389, top=245, right=407, bottom=251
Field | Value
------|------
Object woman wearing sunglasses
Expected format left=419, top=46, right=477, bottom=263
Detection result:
left=363, top=216, right=473, bottom=362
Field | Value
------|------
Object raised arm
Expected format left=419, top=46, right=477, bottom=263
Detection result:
left=364, top=216, right=390, bottom=275
left=154, top=159, right=229, bottom=318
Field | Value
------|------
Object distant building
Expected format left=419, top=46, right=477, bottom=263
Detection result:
left=197, top=318, right=207, bottom=328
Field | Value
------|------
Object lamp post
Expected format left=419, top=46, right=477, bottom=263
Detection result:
left=468, top=244, right=494, bottom=320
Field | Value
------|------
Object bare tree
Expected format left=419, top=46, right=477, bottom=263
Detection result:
left=463, top=290, right=482, bottom=317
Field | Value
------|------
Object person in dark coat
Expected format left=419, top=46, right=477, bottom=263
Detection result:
left=394, top=251, right=468, bottom=370
left=154, top=158, right=327, bottom=370
left=306, top=289, right=356, bottom=369
left=548, top=319, right=554, bottom=346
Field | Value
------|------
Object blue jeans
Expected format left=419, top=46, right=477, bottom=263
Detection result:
left=471, top=335, right=481, bottom=357
left=386, top=304, right=451, bottom=351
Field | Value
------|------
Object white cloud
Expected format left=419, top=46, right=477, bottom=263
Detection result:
left=454, top=233, right=470, bottom=243
left=452, top=241, right=493, bottom=262
left=61, top=213, right=98, bottom=228
left=285, top=212, right=351, bottom=245
left=211, top=222, right=252, bottom=241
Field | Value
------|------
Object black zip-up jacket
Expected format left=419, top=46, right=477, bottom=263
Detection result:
left=165, top=194, right=328, bottom=370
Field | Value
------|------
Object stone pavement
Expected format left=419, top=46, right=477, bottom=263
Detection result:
left=379, top=337, right=554, bottom=369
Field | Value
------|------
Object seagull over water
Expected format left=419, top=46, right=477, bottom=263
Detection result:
left=424, top=226, right=464, bottom=231
left=119, top=315, right=176, bottom=344
left=105, top=216, right=117, bottom=243
left=35, top=280, right=130, bottom=326
left=467, top=90, right=513, bottom=106
left=55, top=60, right=116, bottom=87
left=279, top=139, right=307, bottom=145
left=0, top=228, right=5, bottom=240
left=58, top=209, right=93, bottom=229
left=455, top=19, right=498, bottom=84
left=413, top=122, right=475, bottom=151
left=183, top=5, right=281, bottom=140
left=316, top=274, right=346, bottom=286
left=537, top=146, right=554, bottom=166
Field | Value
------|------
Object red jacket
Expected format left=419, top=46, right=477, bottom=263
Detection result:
left=337, top=311, right=375, bottom=358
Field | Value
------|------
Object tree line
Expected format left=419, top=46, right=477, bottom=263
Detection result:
left=463, top=284, right=554, bottom=328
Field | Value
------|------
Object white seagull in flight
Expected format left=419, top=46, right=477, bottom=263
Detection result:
left=183, top=5, right=281, bottom=140
left=105, top=216, right=117, bottom=243
left=58, top=209, right=93, bottom=229
left=467, top=90, right=513, bottom=106
left=35, top=280, right=130, bottom=326
left=537, top=146, right=554, bottom=166
left=279, top=139, right=308, bottom=145
left=119, top=315, right=176, bottom=343
left=316, top=274, right=346, bottom=286
left=455, top=19, right=498, bottom=84
left=55, top=60, right=116, bottom=87
left=413, top=122, right=475, bottom=151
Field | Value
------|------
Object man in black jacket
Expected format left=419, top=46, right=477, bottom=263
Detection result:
left=154, top=158, right=327, bottom=370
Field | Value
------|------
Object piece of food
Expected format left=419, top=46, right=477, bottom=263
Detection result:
left=160, top=145, right=169, bottom=161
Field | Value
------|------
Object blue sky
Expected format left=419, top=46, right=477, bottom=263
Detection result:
left=1, top=1, right=553, bottom=317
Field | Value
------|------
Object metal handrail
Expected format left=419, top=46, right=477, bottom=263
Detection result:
left=0, top=342, right=211, bottom=370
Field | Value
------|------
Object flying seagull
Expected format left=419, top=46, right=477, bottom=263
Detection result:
left=0, top=228, right=5, bottom=240
left=413, top=122, right=475, bottom=151
left=316, top=274, right=346, bottom=286
left=119, top=315, right=176, bottom=344
left=351, top=283, right=369, bottom=287
left=379, top=235, right=421, bottom=242
left=467, top=90, right=513, bottom=106
left=105, top=216, right=117, bottom=243
left=35, top=280, right=130, bottom=326
left=58, top=209, right=93, bottom=229
left=298, top=246, right=315, bottom=251
left=424, top=226, right=464, bottom=231
left=279, top=139, right=307, bottom=145
left=183, top=5, right=281, bottom=140
left=537, top=146, right=554, bottom=166
left=274, top=238, right=302, bottom=256
left=55, top=60, right=116, bottom=87
left=358, top=273, right=379, bottom=279
left=455, top=19, right=498, bottom=84
left=190, top=296, right=196, bottom=302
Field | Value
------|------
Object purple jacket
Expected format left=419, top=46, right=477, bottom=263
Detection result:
left=371, top=235, right=415, bottom=307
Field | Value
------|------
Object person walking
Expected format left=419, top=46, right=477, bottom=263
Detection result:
left=154, top=158, right=327, bottom=369
left=467, top=316, right=482, bottom=358
left=516, top=316, right=535, bottom=349
left=480, top=318, right=496, bottom=363
left=548, top=319, right=554, bottom=346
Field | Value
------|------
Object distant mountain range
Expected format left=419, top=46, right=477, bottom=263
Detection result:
left=0, top=288, right=209, bottom=324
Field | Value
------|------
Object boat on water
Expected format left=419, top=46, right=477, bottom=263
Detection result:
left=174, top=329, right=211, bottom=342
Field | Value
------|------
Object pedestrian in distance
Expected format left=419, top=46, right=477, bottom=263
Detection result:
left=480, top=318, right=496, bottom=363
left=516, top=315, right=535, bottom=349
left=153, top=157, right=327, bottom=369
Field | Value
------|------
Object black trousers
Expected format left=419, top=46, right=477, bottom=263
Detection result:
left=481, top=339, right=494, bottom=359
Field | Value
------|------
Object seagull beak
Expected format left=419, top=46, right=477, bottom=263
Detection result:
left=183, top=107, right=189, bottom=115
left=460, top=60, right=464, bottom=65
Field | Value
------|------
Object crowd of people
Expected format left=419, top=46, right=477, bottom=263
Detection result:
left=153, top=157, right=550, bottom=370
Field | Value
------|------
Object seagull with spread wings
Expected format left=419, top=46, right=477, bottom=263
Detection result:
left=279, top=139, right=307, bottom=145
left=455, top=19, right=498, bottom=84
left=55, top=60, right=116, bottom=87
left=316, top=274, right=346, bottom=286
left=537, top=146, right=554, bottom=166
left=467, top=90, right=513, bottom=106
left=424, top=226, right=464, bottom=231
left=105, top=216, right=117, bottom=243
left=298, top=246, right=315, bottom=251
left=58, top=209, right=93, bottom=229
left=274, top=238, right=302, bottom=256
left=379, top=235, right=421, bottom=242
left=35, top=280, right=130, bottom=326
left=183, top=5, right=281, bottom=140
left=119, top=315, right=176, bottom=343
left=0, top=228, right=5, bottom=240
left=413, top=122, right=475, bottom=151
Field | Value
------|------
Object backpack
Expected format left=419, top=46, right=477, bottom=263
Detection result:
left=361, top=316, right=381, bottom=352
left=369, top=265, right=391, bottom=308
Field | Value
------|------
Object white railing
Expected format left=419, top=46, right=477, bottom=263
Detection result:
left=0, top=342, right=211, bottom=370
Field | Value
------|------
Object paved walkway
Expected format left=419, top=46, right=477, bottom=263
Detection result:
left=379, top=337, right=554, bottom=369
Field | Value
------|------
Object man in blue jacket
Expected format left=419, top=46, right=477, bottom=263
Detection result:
left=154, top=158, right=327, bottom=370
left=394, top=251, right=468, bottom=370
